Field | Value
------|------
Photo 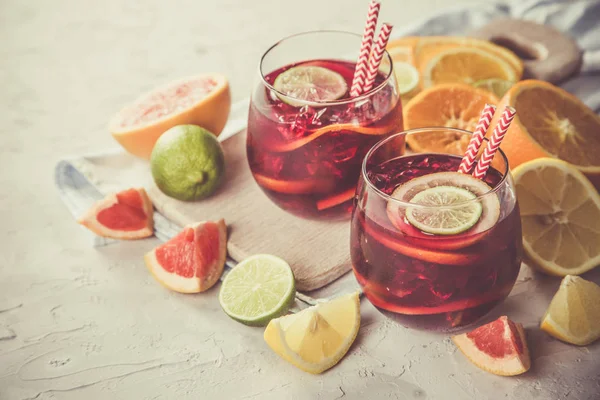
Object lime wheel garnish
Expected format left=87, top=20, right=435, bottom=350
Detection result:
left=387, top=171, right=500, bottom=237
left=273, top=65, right=348, bottom=106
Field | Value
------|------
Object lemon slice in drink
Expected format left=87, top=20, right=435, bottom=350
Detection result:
left=541, top=275, right=600, bottom=346
left=219, top=254, right=296, bottom=326
left=388, top=172, right=500, bottom=236
left=264, top=291, right=361, bottom=374
left=273, top=65, right=348, bottom=106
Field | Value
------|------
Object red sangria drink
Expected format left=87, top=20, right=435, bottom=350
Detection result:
left=351, top=128, right=522, bottom=330
left=247, top=31, right=403, bottom=219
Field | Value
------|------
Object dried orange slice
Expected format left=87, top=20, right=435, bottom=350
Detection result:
left=403, top=83, right=498, bottom=154
left=493, top=80, right=600, bottom=189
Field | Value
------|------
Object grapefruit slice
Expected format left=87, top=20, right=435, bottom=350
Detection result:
left=144, top=219, right=227, bottom=293
left=110, top=74, right=231, bottom=160
left=453, top=316, right=530, bottom=376
left=78, top=188, right=154, bottom=240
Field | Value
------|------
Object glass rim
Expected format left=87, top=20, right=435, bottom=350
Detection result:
left=258, top=30, right=395, bottom=106
left=361, top=127, right=511, bottom=209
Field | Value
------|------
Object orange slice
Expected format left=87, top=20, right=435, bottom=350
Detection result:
left=264, top=123, right=391, bottom=153
left=421, top=47, right=518, bottom=88
left=403, top=83, right=498, bottom=154
left=253, top=173, right=334, bottom=195
left=110, top=74, right=231, bottom=159
left=364, top=222, right=485, bottom=266
left=316, top=187, right=356, bottom=211
left=386, top=37, right=419, bottom=65
left=492, top=80, right=600, bottom=189
left=414, top=37, right=523, bottom=79
left=363, top=283, right=513, bottom=315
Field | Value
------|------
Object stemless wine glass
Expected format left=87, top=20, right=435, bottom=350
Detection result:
left=350, top=128, right=523, bottom=330
left=247, top=30, right=403, bottom=220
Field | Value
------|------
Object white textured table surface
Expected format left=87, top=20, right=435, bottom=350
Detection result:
left=1, top=0, right=599, bottom=399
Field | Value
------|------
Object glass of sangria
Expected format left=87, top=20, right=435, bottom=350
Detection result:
left=351, top=128, right=523, bottom=330
left=247, top=31, right=403, bottom=220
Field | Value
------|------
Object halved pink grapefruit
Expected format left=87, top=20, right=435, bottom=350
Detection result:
left=453, top=316, right=530, bottom=376
left=110, top=74, right=231, bottom=159
left=78, top=188, right=154, bottom=239
left=144, top=219, right=227, bottom=293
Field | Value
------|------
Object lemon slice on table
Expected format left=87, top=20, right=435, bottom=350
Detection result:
left=219, top=254, right=296, bottom=326
left=541, top=275, right=600, bottom=346
left=264, top=291, right=361, bottom=374
left=513, top=158, right=600, bottom=276
left=273, top=66, right=347, bottom=106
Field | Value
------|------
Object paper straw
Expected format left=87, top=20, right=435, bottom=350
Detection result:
left=458, top=104, right=497, bottom=174
left=350, top=0, right=381, bottom=97
left=472, top=106, right=517, bottom=180
left=361, top=23, right=393, bottom=94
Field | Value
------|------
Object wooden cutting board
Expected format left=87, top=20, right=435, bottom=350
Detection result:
left=469, top=18, right=583, bottom=84
left=147, top=130, right=352, bottom=292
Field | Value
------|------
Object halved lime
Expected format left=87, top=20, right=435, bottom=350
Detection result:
left=273, top=66, right=347, bottom=106
left=387, top=172, right=501, bottom=236
left=473, top=78, right=514, bottom=98
left=406, top=186, right=482, bottom=235
left=219, top=254, right=296, bottom=326
left=393, top=61, right=419, bottom=95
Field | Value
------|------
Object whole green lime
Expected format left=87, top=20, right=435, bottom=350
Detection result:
left=150, top=125, right=225, bottom=201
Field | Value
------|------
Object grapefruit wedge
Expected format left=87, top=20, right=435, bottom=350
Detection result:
left=110, top=74, right=231, bottom=159
left=145, top=219, right=227, bottom=293
left=452, top=316, right=530, bottom=376
left=78, top=188, right=154, bottom=240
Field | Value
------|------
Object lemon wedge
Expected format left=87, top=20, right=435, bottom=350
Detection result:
left=541, top=275, right=600, bottom=346
left=513, top=158, right=600, bottom=276
left=263, top=291, right=360, bottom=374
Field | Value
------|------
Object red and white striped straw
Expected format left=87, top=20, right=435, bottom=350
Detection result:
left=472, top=106, right=517, bottom=180
left=361, top=23, right=394, bottom=94
left=350, top=0, right=381, bottom=97
left=458, top=104, right=497, bottom=174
